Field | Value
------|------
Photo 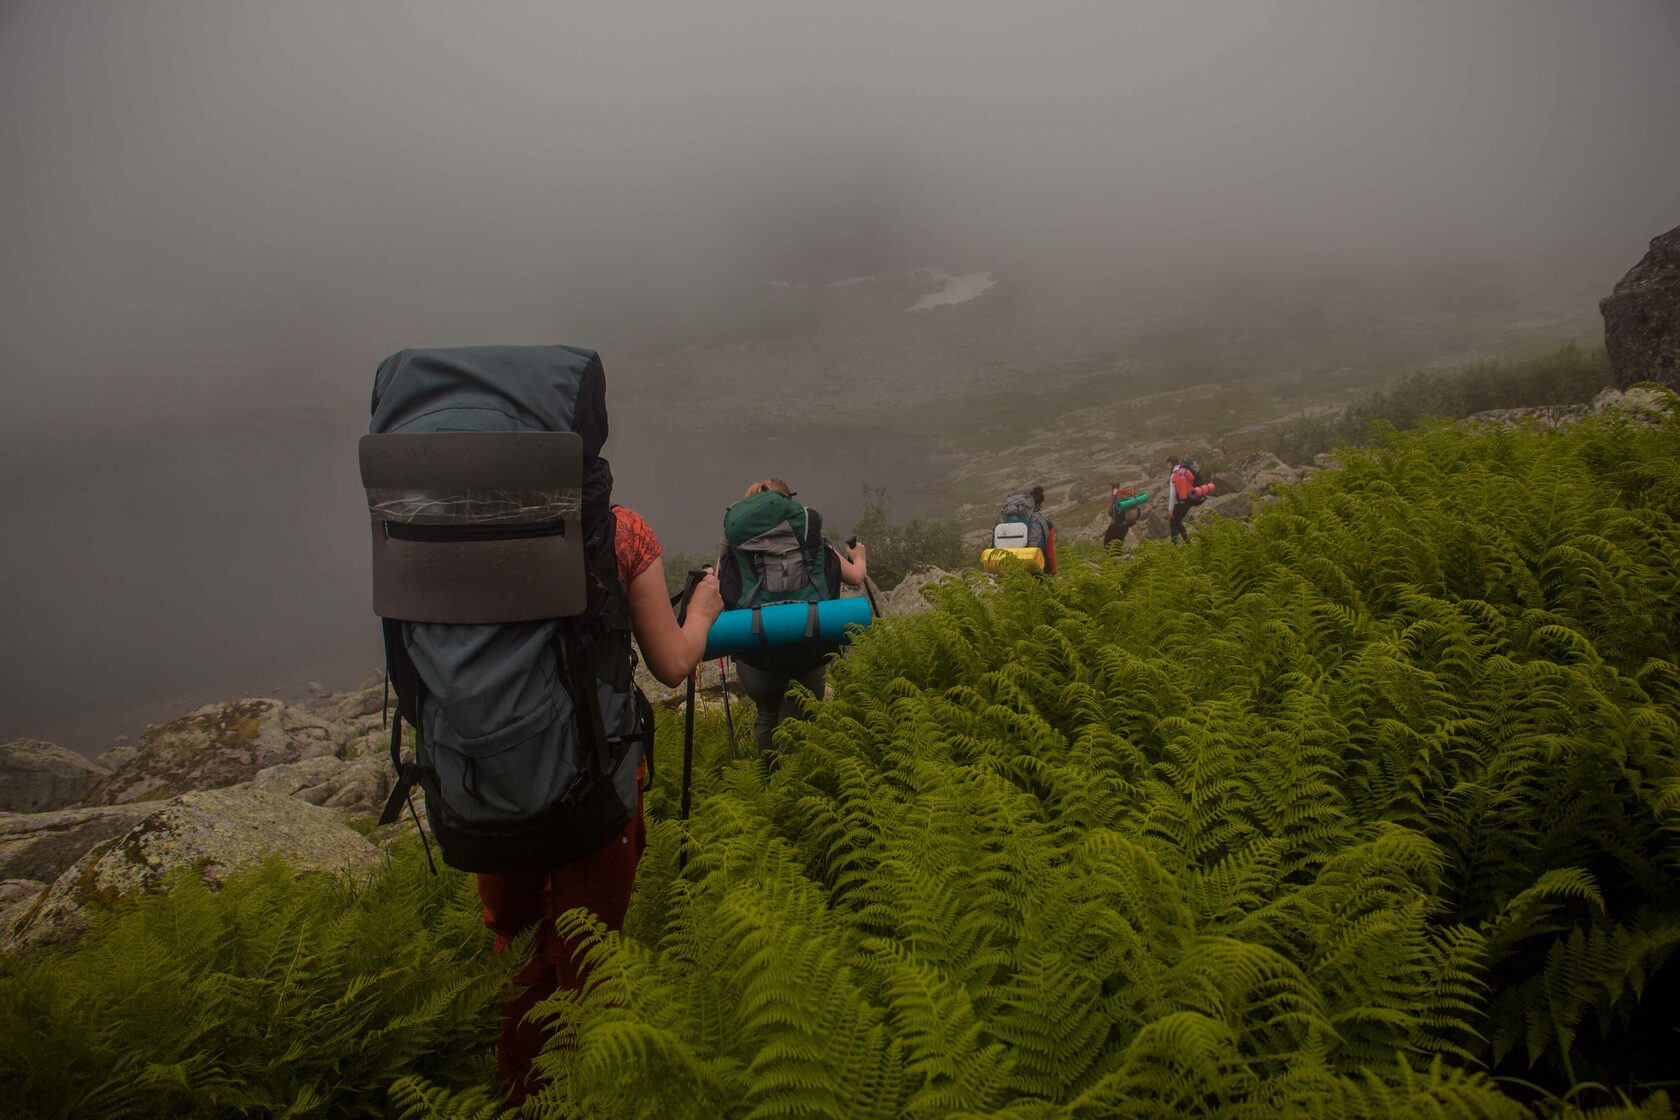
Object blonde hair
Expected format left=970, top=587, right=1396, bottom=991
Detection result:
left=744, top=477, right=792, bottom=498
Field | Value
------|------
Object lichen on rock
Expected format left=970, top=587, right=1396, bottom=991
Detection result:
left=81, top=698, right=341, bottom=806
left=6, top=787, right=381, bottom=954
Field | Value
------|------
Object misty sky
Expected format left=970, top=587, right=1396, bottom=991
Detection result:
left=2, top=0, right=1678, bottom=749
left=3, top=0, right=1678, bottom=436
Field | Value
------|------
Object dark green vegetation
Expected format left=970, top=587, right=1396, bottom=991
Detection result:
left=511, top=410, right=1680, bottom=1118
left=0, top=847, right=512, bottom=1118
left=1270, top=342, right=1611, bottom=464
left=7, top=408, right=1679, bottom=1118
left=850, top=486, right=968, bottom=590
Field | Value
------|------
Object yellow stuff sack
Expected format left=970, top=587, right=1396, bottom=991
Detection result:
left=980, top=547, right=1045, bottom=574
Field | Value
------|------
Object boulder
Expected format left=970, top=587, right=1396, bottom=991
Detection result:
left=0, top=804, right=153, bottom=882
left=1225, top=451, right=1301, bottom=495
left=0, top=879, right=48, bottom=947
left=1139, top=506, right=1172, bottom=540
left=6, top=787, right=382, bottom=953
left=0, top=739, right=109, bottom=813
left=331, top=681, right=390, bottom=726
left=1208, top=468, right=1249, bottom=496
left=1601, top=224, right=1680, bottom=391
left=1205, top=494, right=1254, bottom=522
left=82, top=698, right=340, bottom=806
left=1592, top=385, right=1674, bottom=422
left=246, top=755, right=395, bottom=819
left=95, top=743, right=139, bottom=771
left=878, top=567, right=955, bottom=618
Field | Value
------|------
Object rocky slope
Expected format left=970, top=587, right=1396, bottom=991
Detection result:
left=946, top=383, right=1666, bottom=555
left=0, top=682, right=402, bottom=955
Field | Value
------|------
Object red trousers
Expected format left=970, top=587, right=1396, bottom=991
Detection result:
left=475, top=790, right=646, bottom=1103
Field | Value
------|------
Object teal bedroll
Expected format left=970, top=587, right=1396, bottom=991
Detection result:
left=703, top=597, right=873, bottom=658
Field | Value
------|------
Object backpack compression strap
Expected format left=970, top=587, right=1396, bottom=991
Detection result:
left=748, top=601, right=822, bottom=645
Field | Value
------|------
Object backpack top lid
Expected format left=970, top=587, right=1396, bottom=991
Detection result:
left=723, top=489, right=808, bottom=547
left=371, top=345, right=612, bottom=525
left=1000, top=491, right=1035, bottom=519
left=364, top=346, right=610, bottom=623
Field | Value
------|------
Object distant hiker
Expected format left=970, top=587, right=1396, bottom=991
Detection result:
left=992, top=485, right=1057, bottom=574
left=1104, top=480, right=1143, bottom=550
left=718, top=478, right=867, bottom=776
left=1168, top=456, right=1215, bottom=543
left=362, top=346, right=721, bottom=1104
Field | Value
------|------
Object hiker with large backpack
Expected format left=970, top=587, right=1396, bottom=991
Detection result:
left=990, top=485, right=1057, bottom=574
left=360, top=345, right=721, bottom=1103
left=1104, top=480, right=1147, bottom=550
left=1168, top=455, right=1216, bottom=543
left=717, top=478, right=867, bottom=775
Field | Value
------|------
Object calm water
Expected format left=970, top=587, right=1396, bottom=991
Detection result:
left=1, top=407, right=953, bottom=755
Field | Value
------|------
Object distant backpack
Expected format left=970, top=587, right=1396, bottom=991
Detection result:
left=1174, top=465, right=1208, bottom=507
left=362, top=345, right=652, bottom=874
left=1111, top=492, right=1142, bottom=527
left=994, top=491, right=1045, bottom=549
left=719, top=490, right=837, bottom=610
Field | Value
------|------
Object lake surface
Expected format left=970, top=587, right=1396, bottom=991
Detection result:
left=0, top=407, right=955, bottom=755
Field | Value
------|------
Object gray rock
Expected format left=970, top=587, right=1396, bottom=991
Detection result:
left=246, top=755, right=395, bottom=819
left=1601, top=224, right=1680, bottom=391
left=1208, top=468, right=1249, bottom=496
left=96, top=744, right=138, bottom=771
left=333, top=682, right=389, bottom=724
left=1592, top=385, right=1674, bottom=422
left=82, top=698, right=341, bottom=807
left=878, top=567, right=956, bottom=618
left=1467, top=403, right=1592, bottom=429
left=0, top=879, right=48, bottom=947
left=1139, top=506, right=1172, bottom=540
left=1205, top=494, right=1253, bottom=521
left=0, top=739, right=110, bottom=813
left=0, top=804, right=154, bottom=882
left=6, top=787, right=382, bottom=954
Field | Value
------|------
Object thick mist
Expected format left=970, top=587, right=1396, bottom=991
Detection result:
left=3, top=0, right=1678, bottom=751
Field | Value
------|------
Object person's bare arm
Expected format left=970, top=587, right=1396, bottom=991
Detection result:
left=835, top=540, right=868, bottom=587
left=626, top=557, right=722, bottom=686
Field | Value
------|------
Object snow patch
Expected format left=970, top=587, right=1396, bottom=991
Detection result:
left=908, top=269, right=995, bottom=312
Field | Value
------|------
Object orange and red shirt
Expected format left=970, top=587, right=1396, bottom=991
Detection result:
left=611, top=506, right=661, bottom=587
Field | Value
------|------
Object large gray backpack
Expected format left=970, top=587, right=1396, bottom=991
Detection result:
left=994, top=491, right=1045, bottom=550
left=360, top=346, right=651, bottom=873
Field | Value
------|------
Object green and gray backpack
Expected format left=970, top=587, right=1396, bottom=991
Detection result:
left=719, top=490, right=836, bottom=610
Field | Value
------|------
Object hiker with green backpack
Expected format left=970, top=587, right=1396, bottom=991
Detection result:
left=717, top=477, right=868, bottom=775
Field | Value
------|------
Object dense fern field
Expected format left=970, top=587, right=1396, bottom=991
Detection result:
left=0, top=847, right=512, bottom=1118
left=6, top=409, right=1679, bottom=1118
left=514, top=411, right=1680, bottom=1118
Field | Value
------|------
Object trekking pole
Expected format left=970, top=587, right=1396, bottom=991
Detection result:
left=717, top=658, right=737, bottom=759
left=681, top=668, right=696, bottom=823
left=672, top=568, right=707, bottom=871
